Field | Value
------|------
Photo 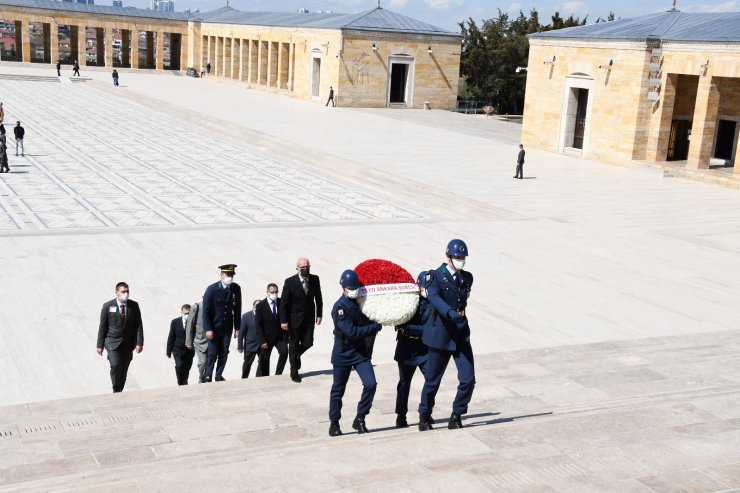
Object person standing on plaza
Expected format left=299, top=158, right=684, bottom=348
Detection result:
left=202, top=264, right=242, bottom=382
left=0, top=102, right=4, bottom=123
left=206, top=62, right=211, bottom=75
left=326, top=86, right=336, bottom=107
left=418, top=239, right=475, bottom=431
left=0, top=125, right=9, bottom=174
left=514, top=144, right=525, bottom=179
left=328, top=269, right=382, bottom=437
left=56, top=60, right=61, bottom=76
left=255, top=283, right=288, bottom=377
left=237, top=299, right=261, bottom=378
left=112, top=69, right=119, bottom=86
left=72, top=60, right=80, bottom=77
left=96, top=282, right=144, bottom=393
left=167, top=304, right=195, bottom=385
left=280, top=257, right=323, bottom=383
left=13, top=121, right=24, bottom=157
left=393, top=271, right=432, bottom=428
left=185, top=296, right=208, bottom=383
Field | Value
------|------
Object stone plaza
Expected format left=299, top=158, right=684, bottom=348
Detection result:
left=0, top=63, right=739, bottom=491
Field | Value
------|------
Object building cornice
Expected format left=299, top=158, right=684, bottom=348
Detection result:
left=528, top=38, right=649, bottom=50
left=661, top=40, right=740, bottom=53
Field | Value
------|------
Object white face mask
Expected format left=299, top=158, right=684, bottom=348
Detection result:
left=182, top=315, right=189, bottom=322
left=346, top=289, right=359, bottom=299
left=451, top=259, right=466, bottom=271
left=268, top=293, right=278, bottom=301
left=222, top=276, right=233, bottom=286
left=117, top=292, right=129, bottom=302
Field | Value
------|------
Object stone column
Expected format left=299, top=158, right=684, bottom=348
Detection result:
left=155, top=31, right=165, bottom=70
left=287, top=42, right=294, bottom=91
left=645, top=73, right=678, bottom=162
left=687, top=76, right=720, bottom=169
left=16, top=20, right=30, bottom=62
left=266, top=41, right=273, bottom=87
left=104, top=28, right=114, bottom=67
left=276, top=41, right=283, bottom=89
left=249, top=40, right=257, bottom=84
left=216, top=36, right=223, bottom=76
left=49, top=23, right=59, bottom=63
left=121, top=29, right=131, bottom=68
left=257, top=39, right=264, bottom=85
left=95, top=28, right=105, bottom=66
left=223, top=37, right=231, bottom=78
left=231, top=38, right=238, bottom=79
left=238, top=38, right=244, bottom=81
left=131, top=30, right=140, bottom=69
left=279, top=42, right=289, bottom=89
left=77, top=26, right=87, bottom=66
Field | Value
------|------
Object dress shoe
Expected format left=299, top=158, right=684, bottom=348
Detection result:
left=352, top=414, right=369, bottom=434
left=329, top=421, right=342, bottom=437
left=215, top=376, right=226, bottom=382
left=448, top=413, right=464, bottom=429
left=418, top=412, right=433, bottom=431
left=395, top=415, right=409, bottom=428
left=291, top=372, right=302, bottom=383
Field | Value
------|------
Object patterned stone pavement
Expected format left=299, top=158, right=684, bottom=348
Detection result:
left=0, top=77, right=420, bottom=233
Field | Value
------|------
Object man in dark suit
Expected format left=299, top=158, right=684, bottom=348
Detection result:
left=238, top=299, right=261, bottom=378
left=97, top=281, right=144, bottom=393
left=256, top=283, right=288, bottom=377
left=167, top=304, right=194, bottom=385
left=203, top=264, right=242, bottom=382
left=514, top=144, right=525, bottom=179
left=280, top=257, right=323, bottom=383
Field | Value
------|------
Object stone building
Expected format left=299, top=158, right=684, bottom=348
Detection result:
left=0, top=0, right=461, bottom=108
left=521, top=11, right=740, bottom=174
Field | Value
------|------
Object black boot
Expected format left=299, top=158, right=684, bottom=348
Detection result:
left=395, top=414, right=409, bottom=428
left=329, top=421, right=342, bottom=437
left=448, top=413, right=464, bottom=429
left=418, top=412, right=433, bottom=431
left=352, top=414, right=369, bottom=434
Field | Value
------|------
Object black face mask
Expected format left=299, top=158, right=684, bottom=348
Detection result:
left=299, top=267, right=310, bottom=277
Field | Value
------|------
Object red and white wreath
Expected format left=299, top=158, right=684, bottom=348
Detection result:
left=354, top=259, right=419, bottom=326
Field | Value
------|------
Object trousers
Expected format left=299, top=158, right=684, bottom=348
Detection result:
left=329, top=360, right=376, bottom=422
left=206, top=330, right=232, bottom=381
left=173, top=350, right=194, bottom=385
left=195, top=345, right=207, bottom=383
left=419, top=341, right=475, bottom=415
left=515, top=162, right=524, bottom=178
left=258, top=338, right=288, bottom=376
left=107, top=348, right=133, bottom=393
left=241, top=351, right=259, bottom=378
left=15, top=138, right=23, bottom=156
left=289, top=324, right=314, bottom=373
left=396, top=360, right=428, bottom=416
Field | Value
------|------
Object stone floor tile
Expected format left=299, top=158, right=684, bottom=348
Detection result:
left=636, top=470, right=732, bottom=493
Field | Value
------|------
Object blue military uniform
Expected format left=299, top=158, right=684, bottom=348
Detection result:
left=419, top=262, right=475, bottom=421
left=394, top=282, right=432, bottom=423
left=329, top=294, right=382, bottom=425
left=202, top=274, right=242, bottom=382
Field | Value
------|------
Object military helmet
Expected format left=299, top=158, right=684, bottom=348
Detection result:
left=339, top=269, right=361, bottom=290
left=446, top=239, right=469, bottom=258
left=416, top=271, right=431, bottom=288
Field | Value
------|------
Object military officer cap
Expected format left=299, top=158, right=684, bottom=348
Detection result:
left=219, top=264, right=237, bottom=273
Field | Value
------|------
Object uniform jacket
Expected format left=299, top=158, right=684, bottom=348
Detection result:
left=517, top=149, right=526, bottom=164
left=203, top=281, right=242, bottom=334
left=331, top=295, right=381, bottom=367
left=97, top=299, right=144, bottom=351
left=255, top=298, right=284, bottom=346
left=185, top=301, right=207, bottom=351
left=279, top=273, right=323, bottom=329
left=394, top=296, right=431, bottom=366
left=238, top=311, right=259, bottom=353
left=423, top=264, right=474, bottom=352
left=167, top=316, right=191, bottom=357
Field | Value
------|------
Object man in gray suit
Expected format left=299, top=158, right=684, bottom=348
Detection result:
left=186, top=297, right=208, bottom=383
left=97, top=282, right=144, bottom=393
left=238, top=299, right=262, bottom=378
left=514, top=144, right=525, bottom=179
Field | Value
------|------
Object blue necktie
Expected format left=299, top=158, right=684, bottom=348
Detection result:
left=272, top=301, right=277, bottom=319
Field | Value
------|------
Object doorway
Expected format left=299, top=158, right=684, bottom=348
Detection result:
left=311, top=57, right=321, bottom=99
left=573, top=88, right=589, bottom=149
left=389, top=63, right=408, bottom=104
left=667, top=120, right=691, bottom=161
left=714, top=119, right=737, bottom=162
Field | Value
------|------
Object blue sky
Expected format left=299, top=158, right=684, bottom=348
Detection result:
left=129, top=0, right=739, bottom=32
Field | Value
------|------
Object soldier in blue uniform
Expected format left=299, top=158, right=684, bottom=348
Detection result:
left=418, top=239, right=475, bottom=431
left=393, top=271, right=432, bottom=428
left=202, top=264, right=242, bottom=382
left=328, top=269, right=382, bottom=437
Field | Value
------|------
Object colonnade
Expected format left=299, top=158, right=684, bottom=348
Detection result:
left=202, top=35, right=295, bottom=90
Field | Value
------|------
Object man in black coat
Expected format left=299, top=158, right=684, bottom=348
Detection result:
left=256, top=283, right=288, bottom=377
left=238, top=299, right=261, bottom=378
left=97, top=282, right=144, bottom=393
left=280, top=257, right=323, bottom=383
left=167, top=304, right=194, bottom=385
left=514, top=144, right=525, bottom=179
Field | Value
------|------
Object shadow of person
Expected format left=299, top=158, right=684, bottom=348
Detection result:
left=523, top=177, right=537, bottom=179
left=300, top=369, right=334, bottom=378
left=466, top=411, right=553, bottom=428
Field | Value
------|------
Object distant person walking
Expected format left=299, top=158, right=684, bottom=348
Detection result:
left=56, top=60, right=61, bottom=76
left=0, top=102, right=5, bottom=123
left=72, top=60, right=80, bottom=77
left=13, top=121, right=24, bottom=157
left=514, top=144, right=525, bottom=179
left=0, top=125, right=8, bottom=173
left=326, top=86, right=336, bottom=107
left=206, top=62, right=211, bottom=75
left=167, top=304, right=194, bottom=385
left=112, top=69, right=119, bottom=86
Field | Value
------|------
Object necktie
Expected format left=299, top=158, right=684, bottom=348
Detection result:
left=302, top=278, right=308, bottom=294
left=453, top=273, right=461, bottom=287
left=120, top=304, right=126, bottom=325
left=272, top=301, right=277, bottom=319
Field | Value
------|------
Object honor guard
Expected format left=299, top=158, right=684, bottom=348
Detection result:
left=393, top=271, right=433, bottom=428
left=328, top=269, right=382, bottom=437
left=202, top=264, right=242, bottom=382
left=418, top=239, right=475, bottom=431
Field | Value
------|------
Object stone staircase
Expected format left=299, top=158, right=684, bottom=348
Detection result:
left=0, top=73, right=91, bottom=83
left=1, top=330, right=740, bottom=492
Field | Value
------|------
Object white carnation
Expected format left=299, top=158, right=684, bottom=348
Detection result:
left=359, top=292, right=419, bottom=326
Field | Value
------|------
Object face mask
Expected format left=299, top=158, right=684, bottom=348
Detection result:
left=222, top=276, right=233, bottom=286
left=117, top=292, right=129, bottom=302
left=299, top=267, right=310, bottom=277
left=451, top=259, right=466, bottom=271
left=183, top=315, right=189, bottom=322
left=268, top=293, right=278, bottom=301
left=346, top=289, right=359, bottom=299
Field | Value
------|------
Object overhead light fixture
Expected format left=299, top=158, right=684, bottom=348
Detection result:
left=598, top=59, right=613, bottom=70
left=543, top=55, right=556, bottom=65
left=428, top=46, right=433, bottom=54
left=372, top=43, right=377, bottom=52
left=700, top=59, right=709, bottom=71
left=515, top=66, right=528, bottom=73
